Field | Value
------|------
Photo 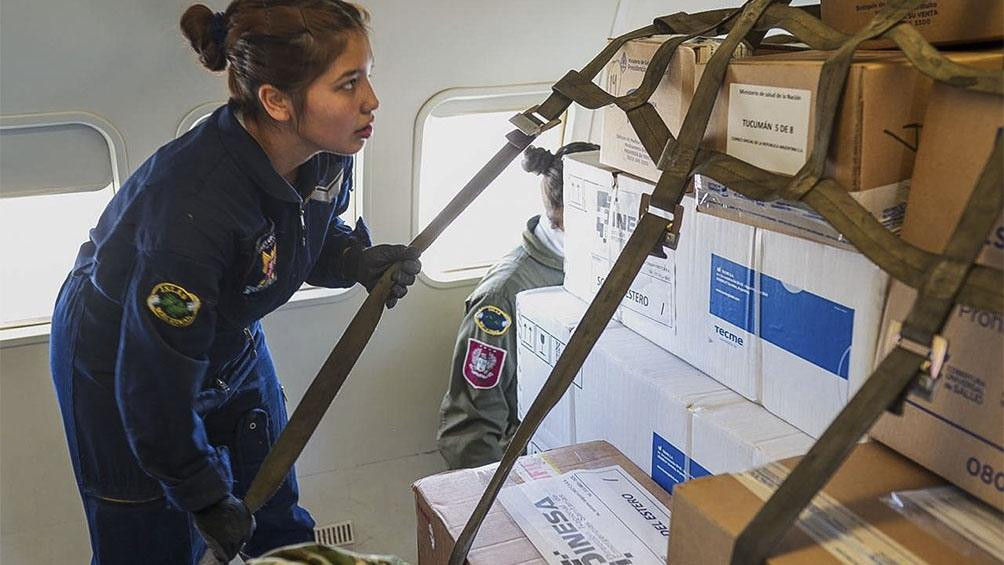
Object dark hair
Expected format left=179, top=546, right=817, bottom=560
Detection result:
left=521, top=141, right=600, bottom=211
left=180, top=0, right=370, bottom=125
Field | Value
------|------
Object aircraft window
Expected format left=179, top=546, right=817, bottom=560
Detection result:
left=415, top=86, right=566, bottom=284
left=0, top=113, right=125, bottom=332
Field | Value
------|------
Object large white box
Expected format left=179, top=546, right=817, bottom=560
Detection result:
left=516, top=287, right=817, bottom=492
left=676, top=202, right=760, bottom=400
left=677, top=208, right=890, bottom=435
left=756, top=229, right=889, bottom=438
left=688, top=400, right=816, bottom=477
left=563, top=152, right=697, bottom=356
left=565, top=154, right=890, bottom=435
left=574, top=323, right=738, bottom=493
left=515, top=286, right=627, bottom=450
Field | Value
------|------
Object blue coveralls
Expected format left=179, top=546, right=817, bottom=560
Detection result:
left=50, top=103, right=370, bottom=563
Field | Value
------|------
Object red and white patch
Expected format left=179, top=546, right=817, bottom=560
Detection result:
left=463, top=338, right=507, bottom=389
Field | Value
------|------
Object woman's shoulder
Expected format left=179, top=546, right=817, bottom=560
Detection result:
left=140, top=123, right=235, bottom=194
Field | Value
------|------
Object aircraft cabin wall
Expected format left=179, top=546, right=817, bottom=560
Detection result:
left=1, top=0, right=738, bottom=562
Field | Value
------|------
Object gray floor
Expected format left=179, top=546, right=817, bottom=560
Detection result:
left=297, top=449, right=447, bottom=562
left=0, top=450, right=447, bottom=565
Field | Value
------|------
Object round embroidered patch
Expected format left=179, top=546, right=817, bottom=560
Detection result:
left=474, top=305, right=512, bottom=336
left=146, top=282, right=201, bottom=327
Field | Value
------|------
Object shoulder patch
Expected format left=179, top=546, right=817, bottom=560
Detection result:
left=244, top=228, right=278, bottom=295
left=463, top=338, right=507, bottom=389
left=147, top=282, right=201, bottom=327
left=474, top=304, right=512, bottom=336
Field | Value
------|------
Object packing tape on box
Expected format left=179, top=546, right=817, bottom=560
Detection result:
left=883, top=486, right=1004, bottom=561
left=734, top=463, right=924, bottom=564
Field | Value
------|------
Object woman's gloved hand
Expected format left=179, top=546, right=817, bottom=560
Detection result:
left=193, top=493, right=255, bottom=562
left=344, top=244, right=422, bottom=308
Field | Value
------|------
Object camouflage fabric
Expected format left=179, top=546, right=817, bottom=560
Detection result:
left=247, top=543, right=409, bottom=565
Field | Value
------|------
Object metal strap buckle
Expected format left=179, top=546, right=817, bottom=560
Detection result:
left=885, top=320, right=949, bottom=399
left=640, top=194, right=685, bottom=254
left=509, top=105, right=561, bottom=137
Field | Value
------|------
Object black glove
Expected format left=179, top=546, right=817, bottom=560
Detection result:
left=193, top=494, right=255, bottom=562
left=344, top=244, right=422, bottom=308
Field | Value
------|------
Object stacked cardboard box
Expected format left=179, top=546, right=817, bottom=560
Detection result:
left=413, top=441, right=671, bottom=565
left=519, top=32, right=1004, bottom=564
left=669, top=442, right=1002, bottom=564
left=869, top=79, right=1004, bottom=512
left=516, top=286, right=815, bottom=493
left=600, top=38, right=747, bottom=182
left=575, top=49, right=1001, bottom=439
left=563, top=152, right=697, bottom=357
left=698, top=50, right=927, bottom=247
left=821, top=0, right=1003, bottom=48
left=514, top=287, right=628, bottom=452
left=564, top=153, right=889, bottom=437
left=697, top=49, right=1000, bottom=247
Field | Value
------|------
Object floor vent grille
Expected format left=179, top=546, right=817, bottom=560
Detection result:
left=314, top=520, right=355, bottom=546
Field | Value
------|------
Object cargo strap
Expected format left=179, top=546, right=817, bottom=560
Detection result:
left=447, top=0, right=1004, bottom=564
left=238, top=126, right=543, bottom=519
left=447, top=0, right=780, bottom=563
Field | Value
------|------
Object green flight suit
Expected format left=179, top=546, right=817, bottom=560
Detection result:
left=437, top=215, right=564, bottom=469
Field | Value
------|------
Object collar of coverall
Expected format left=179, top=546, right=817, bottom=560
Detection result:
left=216, top=102, right=339, bottom=204
left=522, top=215, right=564, bottom=271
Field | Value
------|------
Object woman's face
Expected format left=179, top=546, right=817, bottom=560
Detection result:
left=297, top=32, right=379, bottom=155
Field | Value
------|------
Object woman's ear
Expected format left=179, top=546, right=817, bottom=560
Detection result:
left=257, top=84, right=294, bottom=123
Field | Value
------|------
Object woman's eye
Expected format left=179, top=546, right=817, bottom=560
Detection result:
left=341, top=79, right=357, bottom=91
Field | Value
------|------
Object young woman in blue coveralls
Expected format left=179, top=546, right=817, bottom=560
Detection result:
left=49, top=1, right=421, bottom=563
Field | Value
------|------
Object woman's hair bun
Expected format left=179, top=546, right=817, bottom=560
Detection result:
left=521, top=145, right=558, bottom=176
left=180, top=4, right=228, bottom=72
left=555, top=141, right=600, bottom=159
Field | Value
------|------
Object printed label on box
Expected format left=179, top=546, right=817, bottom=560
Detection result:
left=651, top=432, right=687, bottom=493
left=689, top=460, right=712, bottom=479
left=727, top=84, right=812, bottom=175
left=590, top=184, right=675, bottom=326
left=708, top=254, right=856, bottom=378
left=499, top=465, right=672, bottom=565
left=593, top=255, right=674, bottom=326
left=760, top=273, right=855, bottom=380
left=696, top=175, right=909, bottom=247
left=710, top=254, right=757, bottom=335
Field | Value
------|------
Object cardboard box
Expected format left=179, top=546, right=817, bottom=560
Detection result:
left=515, top=286, right=618, bottom=450
left=699, top=50, right=931, bottom=246
left=694, top=173, right=909, bottom=251
left=565, top=153, right=891, bottom=426
left=668, top=442, right=1001, bottom=564
left=689, top=400, right=816, bottom=478
left=821, top=0, right=1004, bottom=48
left=563, top=152, right=698, bottom=357
left=755, top=228, right=889, bottom=437
left=869, top=80, right=1004, bottom=511
left=517, top=285, right=733, bottom=492
left=699, top=50, right=1001, bottom=247
left=600, top=38, right=745, bottom=183
left=572, top=319, right=741, bottom=492
left=677, top=198, right=890, bottom=427
left=413, top=440, right=672, bottom=565
left=518, top=286, right=814, bottom=493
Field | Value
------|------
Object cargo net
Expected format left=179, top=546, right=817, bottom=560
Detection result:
left=449, top=1, right=1003, bottom=564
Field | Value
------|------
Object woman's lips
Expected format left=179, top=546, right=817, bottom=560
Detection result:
left=356, top=124, right=373, bottom=138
